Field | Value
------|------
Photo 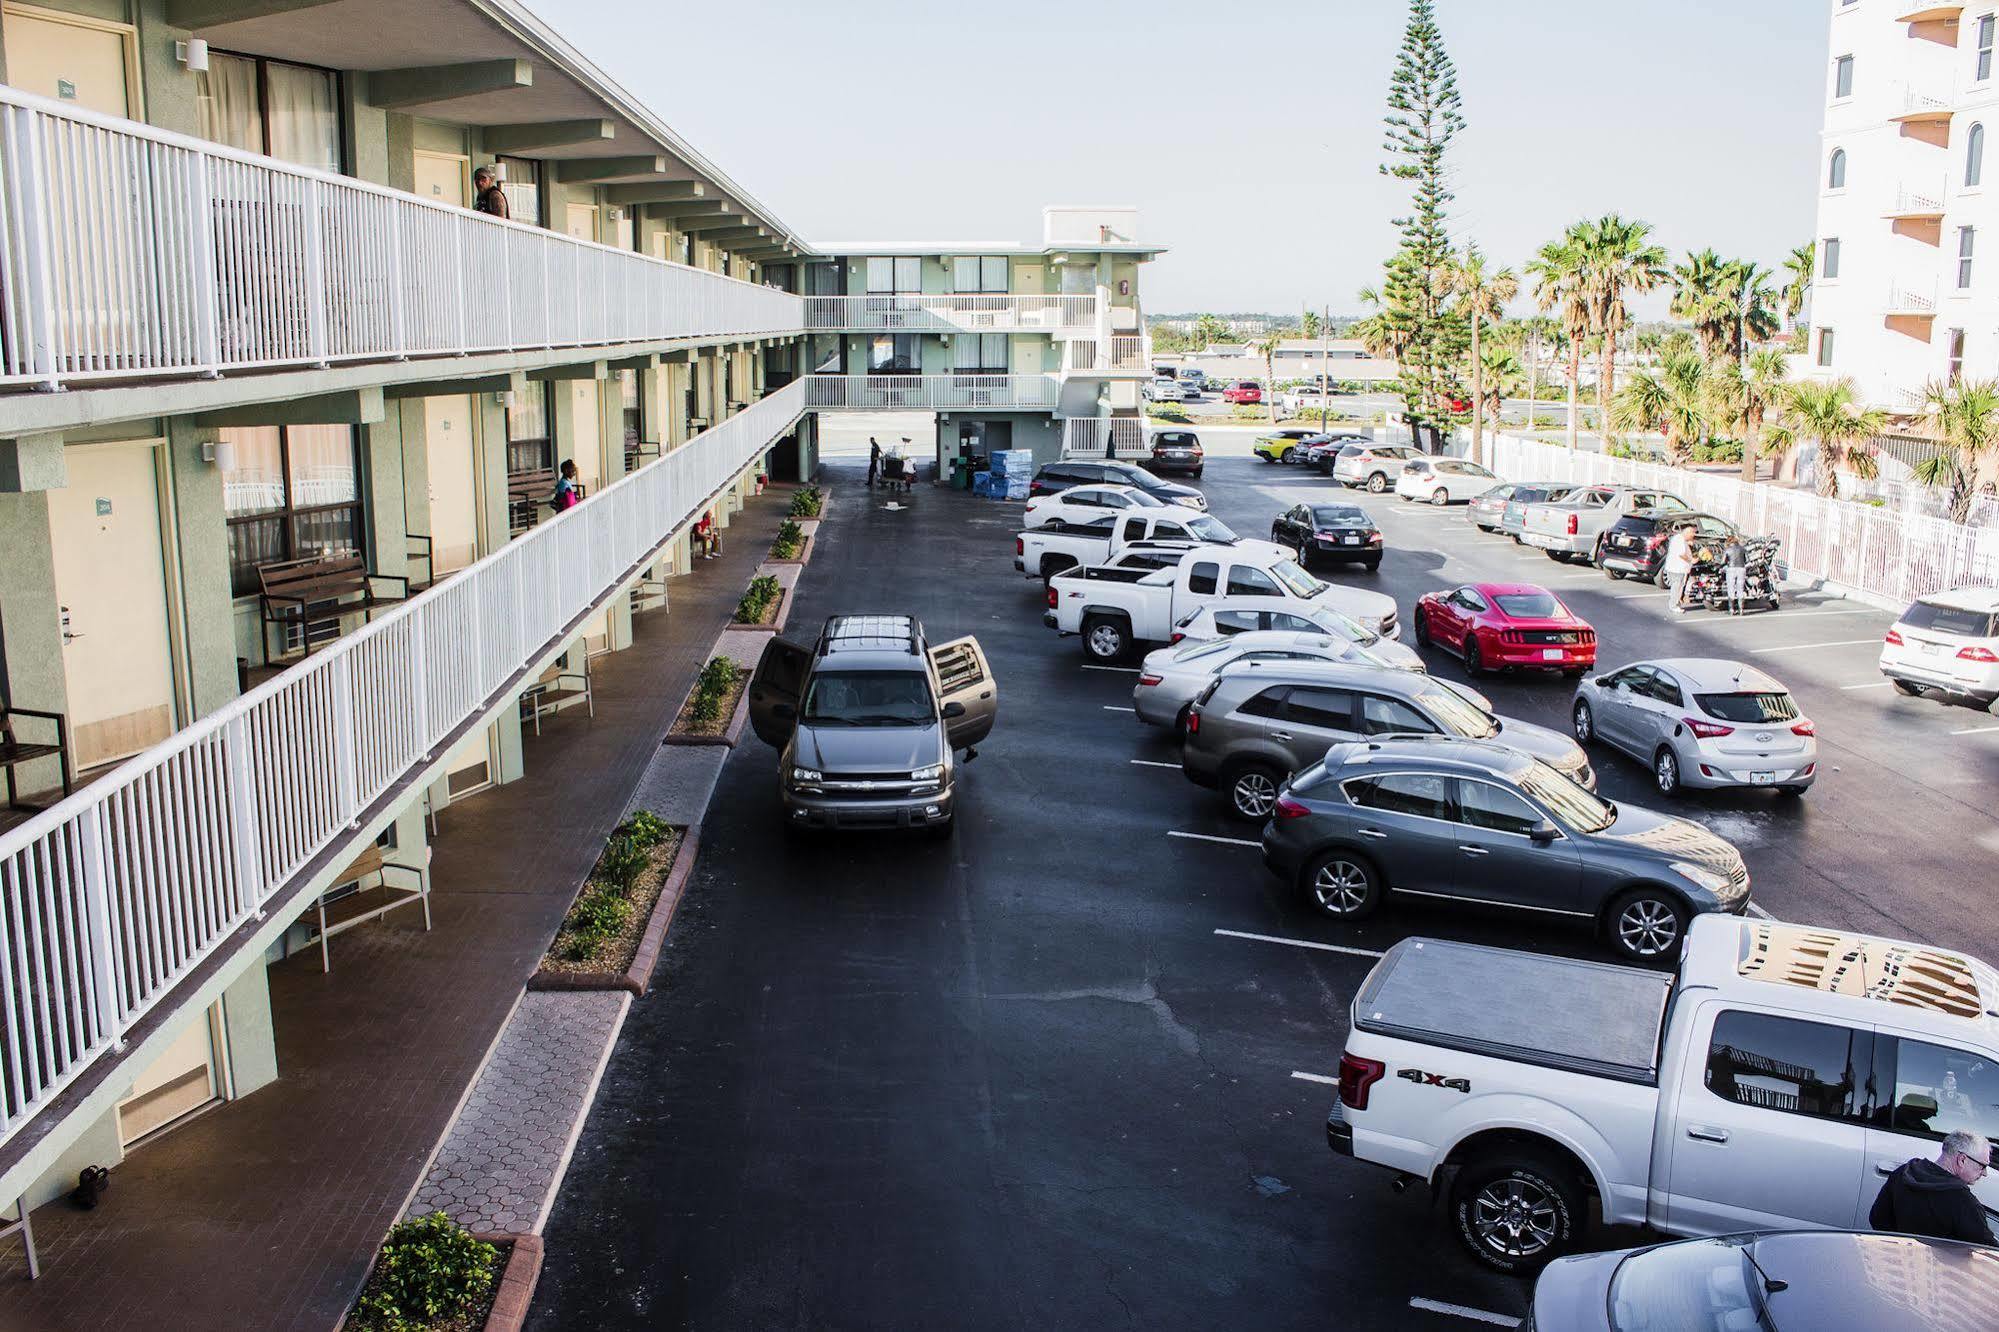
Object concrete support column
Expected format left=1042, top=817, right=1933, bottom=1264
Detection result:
left=164, top=419, right=241, bottom=715
left=395, top=399, right=432, bottom=587
left=0, top=489, right=66, bottom=793
left=471, top=393, right=524, bottom=785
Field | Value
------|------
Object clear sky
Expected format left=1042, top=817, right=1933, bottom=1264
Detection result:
left=535, top=0, right=1829, bottom=318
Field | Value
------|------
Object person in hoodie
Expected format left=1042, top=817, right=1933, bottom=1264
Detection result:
left=1870, top=1128, right=1997, bottom=1245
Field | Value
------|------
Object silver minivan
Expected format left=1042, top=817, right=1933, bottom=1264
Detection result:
left=1181, top=659, right=1594, bottom=820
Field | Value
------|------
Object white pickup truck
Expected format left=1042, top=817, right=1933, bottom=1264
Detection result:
left=1327, top=916, right=1999, bottom=1273
left=1520, top=485, right=1689, bottom=564
left=1013, top=509, right=1265, bottom=582
left=1044, top=544, right=1400, bottom=661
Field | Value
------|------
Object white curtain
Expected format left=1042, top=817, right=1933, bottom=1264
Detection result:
left=196, top=53, right=263, bottom=155
left=266, top=62, right=340, bottom=173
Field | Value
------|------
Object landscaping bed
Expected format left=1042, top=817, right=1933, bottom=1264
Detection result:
left=723, top=573, right=787, bottom=631
left=663, top=656, right=751, bottom=747
left=345, top=1213, right=511, bottom=1332
left=787, top=484, right=824, bottom=520
left=531, top=814, right=686, bottom=992
left=767, top=519, right=814, bottom=565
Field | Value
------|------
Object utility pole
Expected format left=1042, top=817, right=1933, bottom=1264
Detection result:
left=1320, top=304, right=1332, bottom=431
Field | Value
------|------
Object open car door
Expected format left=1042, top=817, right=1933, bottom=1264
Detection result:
left=928, top=636, right=997, bottom=750
left=747, top=637, right=811, bottom=747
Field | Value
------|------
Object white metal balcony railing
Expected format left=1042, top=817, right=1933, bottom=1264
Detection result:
left=1884, top=185, right=1946, bottom=218
left=803, top=374, right=1060, bottom=410
left=1886, top=281, right=1939, bottom=314
left=0, top=87, right=803, bottom=392
left=1062, top=335, right=1153, bottom=373
left=0, top=381, right=805, bottom=1148
left=1890, top=80, right=1954, bottom=120
left=800, top=294, right=1096, bottom=334
left=1061, top=416, right=1148, bottom=458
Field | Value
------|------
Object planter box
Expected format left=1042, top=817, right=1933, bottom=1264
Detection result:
left=660, top=678, right=751, bottom=748
left=527, top=829, right=699, bottom=997
left=765, top=531, right=815, bottom=567
left=723, top=585, right=789, bottom=633
left=477, top=1233, right=543, bottom=1332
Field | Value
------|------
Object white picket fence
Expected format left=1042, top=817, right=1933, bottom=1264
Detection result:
left=0, top=381, right=804, bottom=1147
left=1487, top=433, right=1999, bottom=609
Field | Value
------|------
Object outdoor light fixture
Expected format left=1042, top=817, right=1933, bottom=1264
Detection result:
left=175, top=39, right=210, bottom=72
left=495, top=391, right=516, bottom=407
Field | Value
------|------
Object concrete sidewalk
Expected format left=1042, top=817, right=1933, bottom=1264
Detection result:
left=0, top=489, right=793, bottom=1331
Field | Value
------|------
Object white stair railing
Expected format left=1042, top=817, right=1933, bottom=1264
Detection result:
left=803, top=374, right=1060, bottom=410
left=800, top=294, right=1096, bottom=333
left=0, top=381, right=805, bottom=1148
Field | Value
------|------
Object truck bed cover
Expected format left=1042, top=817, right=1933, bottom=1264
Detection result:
left=1354, top=938, right=1673, bottom=1085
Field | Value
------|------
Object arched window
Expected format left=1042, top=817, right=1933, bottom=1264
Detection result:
left=1828, top=148, right=1847, bottom=189
left=1968, top=124, right=1985, bottom=188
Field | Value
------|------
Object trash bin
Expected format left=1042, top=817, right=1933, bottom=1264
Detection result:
left=950, top=458, right=972, bottom=490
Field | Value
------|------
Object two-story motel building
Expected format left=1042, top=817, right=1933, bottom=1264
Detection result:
left=0, top=0, right=1157, bottom=1262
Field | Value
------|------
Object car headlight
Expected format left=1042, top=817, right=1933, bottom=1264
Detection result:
left=790, top=766, right=822, bottom=785
left=1670, top=861, right=1733, bottom=894
left=911, top=764, right=944, bottom=783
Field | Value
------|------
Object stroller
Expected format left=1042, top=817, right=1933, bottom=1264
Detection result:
left=1681, top=537, right=1782, bottom=613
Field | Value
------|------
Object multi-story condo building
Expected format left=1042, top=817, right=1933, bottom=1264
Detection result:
left=0, top=0, right=1153, bottom=1261
left=1809, top=0, right=1999, bottom=410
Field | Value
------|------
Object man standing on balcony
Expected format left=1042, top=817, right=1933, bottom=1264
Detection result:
left=473, top=166, right=510, bottom=220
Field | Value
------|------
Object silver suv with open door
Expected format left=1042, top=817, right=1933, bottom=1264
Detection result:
left=748, top=614, right=996, bottom=836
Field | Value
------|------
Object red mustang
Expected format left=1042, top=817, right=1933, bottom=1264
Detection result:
left=1414, top=582, right=1597, bottom=678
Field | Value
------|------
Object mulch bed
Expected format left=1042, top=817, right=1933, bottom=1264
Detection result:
left=345, top=1236, right=507, bottom=1332
left=725, top=586, right=786, bottom=630
left=532, top=830, right=685, bottom=986
left=667, top=666, right=748, bottom=737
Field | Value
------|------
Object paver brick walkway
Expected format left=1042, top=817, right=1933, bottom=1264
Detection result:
left=0, top=488, right=794, bottom=1331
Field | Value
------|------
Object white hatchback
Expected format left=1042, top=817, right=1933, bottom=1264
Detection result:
left=1170, top=598, right=1420, bottom=664
left=1879, top=587, right=1999, bottom=708
left=1395, top=457, right=1501, bottom=505
left=1571, top=658, right=1817, bottom=796
left=1022, top=483, right=1165, bottom=529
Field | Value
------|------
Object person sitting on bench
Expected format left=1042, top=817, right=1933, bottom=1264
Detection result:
left=693, top=510, right=721, bottom=560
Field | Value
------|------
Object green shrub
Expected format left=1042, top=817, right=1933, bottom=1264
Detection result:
left=621, top=811, right=671, bottom=852
left=734, top=573, right=781, bottom=625
left=351, top=1212, right=498, bottom=1332
left=559, top=888, right=632, bottom=959
left=593, top=835, right=649, bottom=893
left=770, top=519, right=803, bottom=559
left=688, top=656, right=740, bottom=724
left=1690, top=438, right=1745, bottom=464
left=788, top=487, right=823, bottom=518
left=1230, top=403, right=1273, bottom=421
left=1145, top=403, right=1191, bottom=422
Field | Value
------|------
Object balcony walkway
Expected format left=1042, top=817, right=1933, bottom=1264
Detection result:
left=0, top=488, right=793, bottom=1331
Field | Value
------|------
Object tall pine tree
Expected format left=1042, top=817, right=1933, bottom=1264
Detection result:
left=1378, top=0, right=1465, bottom=445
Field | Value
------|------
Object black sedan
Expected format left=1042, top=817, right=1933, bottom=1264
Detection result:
left=1141, top=429, right=1204, bottom=478
left=1270, top=502, right=1383, bottom=570
left=1598, top=510, right=1735, bottom=584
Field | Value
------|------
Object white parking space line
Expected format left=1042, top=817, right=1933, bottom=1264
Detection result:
left=1214, top=927, right=1387, bottom=959
left=1841, top=681, right=1894, bottom=690
left=1290, top=1070, right=1338, bottom=1085
left=1103, top=705, right=1137, bottom=713
left=1613, top=592, right=1657, bottom=600
left=1170, top=831, right=1261, bottom=848
left=1750, top=639, right=1883, bottom=655
left=1953, top=724, right=1999, bottom=735
left=1129, top=759, right=1179, bottom=769
left=1746, top=902, right=1775, bottom=921
left=1409, top=1297, right=1520, bottom=1328
left=1081, top=665, right=1139, bottom=673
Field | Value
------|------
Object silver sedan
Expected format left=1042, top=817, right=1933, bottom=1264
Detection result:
left=1132, top=631, right=1491, bottom=730
left=1570, top=657, right=1817, bottom=796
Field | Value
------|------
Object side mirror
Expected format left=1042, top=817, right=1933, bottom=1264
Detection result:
left=1529, top=821, right=1559, bottom=844
left=1593, top=676, right=1611, bottom=689
left=941, top=701, right=967, bottom=719
left=772, top=703, right=796, bottom=721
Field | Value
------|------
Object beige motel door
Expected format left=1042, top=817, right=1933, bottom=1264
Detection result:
left=413, top=149, right=470, bottom=208
left=424, top=395, right=481, bottom=577
left=1, top=4, right=137, bottom=118
left=47, top=442, right=179, bottom=770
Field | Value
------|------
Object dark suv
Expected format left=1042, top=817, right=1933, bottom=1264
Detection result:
left=1143, top=429, right=1204, bottom=478
left=1028, top=459, right=1206, bottom=509
left=1260, top=736, right=1750, bottom=961
left=749, top=615, right=997, bottom=835
left=1598, top=511, right=1736, bottom=584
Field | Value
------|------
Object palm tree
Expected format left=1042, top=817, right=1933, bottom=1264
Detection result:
left=1577, top=215, right=1670, bottom=449
left=1528, top=233, right=1590, bottom=449
left=1254, top=327, right=1286, bottom=423
left=1442, top=245, right=1519, bottom=465
left=1735, top=347, right=1790, bottom=483
left=1609, top=348, right=1713, bottom=464
left=1723, top=260, right=1781, bottom=359
left=1769, top=378, right=1885, bottom=498
left=1915, top=377, right=1999, bottom=522
left=1670, top=249, right=1737, bottom=357
left=1781, top=242, right=1816, bottom=331
left=1472, top=344, right=1523, bottom=434
left=1350, top=285, right=1406, bottom=363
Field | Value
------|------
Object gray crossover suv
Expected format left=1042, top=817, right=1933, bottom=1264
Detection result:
left=749, top=615, right=997, bottom=835
left=1260, top=737, right=1751, bottom=961
left=1180, top=659, right=1593, bottom=820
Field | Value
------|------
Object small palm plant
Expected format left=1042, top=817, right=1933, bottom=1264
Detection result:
left=1916, top=377, right=1999, bottom=523
left=1443, top=246, right=1519, bottom=466
left=1254, top=328, right=1286, bottom=424
left=1766, top=378, right=1884, bottom=499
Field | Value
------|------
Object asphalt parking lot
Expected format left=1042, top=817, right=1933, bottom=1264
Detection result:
left=529, top=449, right=1999, bottom=1330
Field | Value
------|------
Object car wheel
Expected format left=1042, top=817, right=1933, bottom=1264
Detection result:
left=1605, top=568, right=1627, bottom=581
left=1428, top=488, right=1449, bottom=507
left=1224, top=762, right=1284, bottom=822
left=1777, top=785, right=1808, bottom=798
left=1301, top=849, right=1381, bottom=919
left=1192, top=468, right=1203, bottom=479
left=1606, top=887, right=1690, bottom=962
left=1655, top=567, right=1674, bottom=589
left=1366, top=472, right=1387, bottom=493
left=1572, top=699, right=1595, bottom=744
left=1652, top=746, right=1682, bottom=796
left=1891, top=679, right=1924, bottom=697
left=923, top=815, right=955, bottom=841
left=1544, top=549, right=1566, bottom=562
left=1413, top=608, right=1432, bottom=647
left=1463, top=635, right=1486, bottom=677
left=1174, top=704, right=1191, bottom=736
left=1451, top=1151, right=1583, bottom=1274
left=1561, top=666, right=1588, bottom=679
left=1363, top=558, right=1381, bottom=571
left=1082, top=615, right=1129, bottom=663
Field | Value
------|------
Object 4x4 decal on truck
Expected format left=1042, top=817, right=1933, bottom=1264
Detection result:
left=1397, top=1068, right=1470, bottom=1093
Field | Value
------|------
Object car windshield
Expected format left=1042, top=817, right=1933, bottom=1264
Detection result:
left=1172, top=637, right=1238, bottom=663
left=1185, top=515, right=1239, bottom=542
left=1517, top=759, right=1617, bottom=833
left=1417, top=686, right=1501, bottom=740
left=1608, top=1237, right=1771, bottom=1332
left=1697, top=691, right=1799, bottom=723
left=1271, top=560, right=1329, bottom=599
left=1318, top=611, right=1380, bottom=648
left=800, top=670, right=935, bottom=726
left=1902, top=600, right=1998, bottom=638
left=1311, top=506, right=1369, bottom=526
left=1495, top=592, right=1562, bottom=618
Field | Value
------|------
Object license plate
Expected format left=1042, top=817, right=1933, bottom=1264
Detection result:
left=1525, top=534, right=1556, bottom=548
left=1343, top=535, right=1359, bottom=545
left=1541, top=648, right=1564, bottom=661
left=1750, top=771, right=1776, bottom=785
left=1924, top=642, right=1945, bottom=656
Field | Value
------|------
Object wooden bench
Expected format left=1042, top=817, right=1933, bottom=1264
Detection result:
left=257, top=554, right=408, bottom=663
left=306, top=842, right=432, bottom=973
left=507, top=469, right=555, bottom=533
left=519, top=649, right=598, bottom=735
left=0, top=698, right=71, bottom=812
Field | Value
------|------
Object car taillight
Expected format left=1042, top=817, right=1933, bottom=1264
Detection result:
left=1138, top=673, right=1162, bottom=687
left=1791, top=719, right=1816, bottom=736
left=1169, top=631, right=1185, bottom=644
left=1885, top=629, right=1904, bottom=646
left=1274, top=796, right=1310, bottom=820
left=1566, top=513, right=1579, bottom=535
left=1046, top=586, right=1058, bottom=608
left=1185, top=710, right=1200, bottom=734
left=1683, top=717, right=1734, bottom=739
left=1338, top=1053, right=1386, bottom=1110
left=1646, top=532, right=1667, bottom=548
left=1959, top=645, right=1999, bottom=662
left=1368, top=533, right=1383, bottom=544
left=1015, top=537, right=1023, bottom=555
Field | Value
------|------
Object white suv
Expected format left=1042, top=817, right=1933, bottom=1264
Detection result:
left=1880, top=586, right=1999, bottom=707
